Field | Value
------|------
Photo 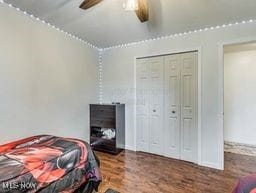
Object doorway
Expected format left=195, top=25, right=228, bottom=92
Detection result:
left=223, top=42, right=256, bottom=158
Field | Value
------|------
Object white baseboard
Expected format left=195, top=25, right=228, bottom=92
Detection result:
left=125, top=145, right=136, bottom=151
left=201, top=161, right=223, bottom=170
left=117, top=144, right=125, bottom=149
left=225, top=141, right=256, bottom=157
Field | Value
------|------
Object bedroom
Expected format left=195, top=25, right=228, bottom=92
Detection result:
left=0, top=0, right=256, bottom=192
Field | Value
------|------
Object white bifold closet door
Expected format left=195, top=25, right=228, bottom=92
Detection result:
left=165, top=52, right=198, bottom=163
left=136, top=58, right=149, bottom=152
left=136, top=56, right=164, bottom=155
left=164, top=54, right=181, bottom=160
left=136, top=52, right=197, bottom=163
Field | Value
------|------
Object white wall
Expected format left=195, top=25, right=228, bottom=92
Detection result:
left=101, top=21, right=256, bottom=169
left=224, top=49, right=256, bottom=145
left=0, top=4, right=98, bottom=144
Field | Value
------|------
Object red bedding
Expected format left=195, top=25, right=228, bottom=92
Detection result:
left=0, top=135, right=101, bottom=193
left=232, top=175, right=256, bottom=193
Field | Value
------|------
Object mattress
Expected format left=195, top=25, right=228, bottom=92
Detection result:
left=0, top=135, right=101, bottom=193
left=232, top=174, right=256, bottom=193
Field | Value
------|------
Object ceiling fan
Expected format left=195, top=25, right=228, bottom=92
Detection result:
left=79, top=0, right=149, bottom=22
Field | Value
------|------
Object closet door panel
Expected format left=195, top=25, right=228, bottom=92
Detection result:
left=180, top=52, right=198, bottom=163
left=149, top=57, right=164, bottom=155
left=164, top=55, right=181, bottom=159
left=136, top=59, right=150, bottom=152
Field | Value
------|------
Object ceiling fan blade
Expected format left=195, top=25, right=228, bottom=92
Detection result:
left=79, top=0, right=103, bottom=10
left=135, top=0, right=149, bottom=22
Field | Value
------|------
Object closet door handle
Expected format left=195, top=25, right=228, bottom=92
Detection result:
left=172, top=111, right=175, bottom=114
left=153, top=109, right=156, bottom=112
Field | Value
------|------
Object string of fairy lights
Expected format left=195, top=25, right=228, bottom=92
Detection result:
left=102, top=19, right=255, bottom=50
left=2, top=0, right=255, bottom=51
left=98, top=50, right=103, bottom=104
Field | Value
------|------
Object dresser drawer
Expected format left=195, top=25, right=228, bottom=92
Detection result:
left=91, top=136, right=115, bottom=148
left=90, top=118, right=115, bottom=128
left=90, top=105, right=115, bottom=119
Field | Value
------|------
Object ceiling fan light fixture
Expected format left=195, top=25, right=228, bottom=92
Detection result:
left=123, top=0, right=139, bottom=11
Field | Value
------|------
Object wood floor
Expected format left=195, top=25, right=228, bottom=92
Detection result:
left=95, top=150, right=256, bottom=193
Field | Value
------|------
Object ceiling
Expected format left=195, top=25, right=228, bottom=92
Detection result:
left=4, top=0, right=256, bottom=48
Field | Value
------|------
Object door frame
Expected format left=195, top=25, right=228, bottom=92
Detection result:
left=134, top=47, right=202, bottom=166
left=218, top=37, right=256, bottom=170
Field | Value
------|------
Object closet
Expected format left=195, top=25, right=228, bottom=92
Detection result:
left=136, top=51, right=198, bottom=163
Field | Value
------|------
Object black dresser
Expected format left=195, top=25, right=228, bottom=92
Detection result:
left=89, top=104, right=125, bottom=154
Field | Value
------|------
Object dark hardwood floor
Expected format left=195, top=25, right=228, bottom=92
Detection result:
left=95, top=150, right=256, bottom=193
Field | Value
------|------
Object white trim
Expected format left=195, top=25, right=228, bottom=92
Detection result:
left=218, top=43, right=224, bottom=170
left=125, top=145, right=136, bottom=151
left=218, top=36, right=256, bottom=170
left=117, top=144, right=125, bottom=149
left=134, top=47, right=202, bottom=166
left=201, top=161, right=222, bottom=170
left=225, top=141, right=256, bottom=157
left=133, top=56, right=137, bottom=151
left=197, top=47, right=202, bottom=166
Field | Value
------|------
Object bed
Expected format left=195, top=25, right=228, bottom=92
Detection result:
left=0, top=135, right=101, bottom=193
left=232, top=174, right=256, bottom=193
